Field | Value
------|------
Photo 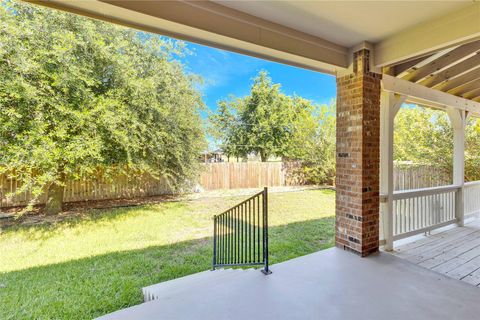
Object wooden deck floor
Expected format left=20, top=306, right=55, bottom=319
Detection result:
left=393, top=218, right=480, bottom=287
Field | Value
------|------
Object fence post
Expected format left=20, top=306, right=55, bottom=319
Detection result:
left=261, top=187, right=272, bottom=275
left=212, top=216, right=217, bottom=270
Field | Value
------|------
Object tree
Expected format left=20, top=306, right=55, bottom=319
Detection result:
left=0, top=1, right=206, bottom=214
left=393, top=106, right=480, bottom=182
left=465, top=117, right=480, bottom=181
left=394, top=106, right=453, bottom=171
left=301, top=102, right=336, bottom=185
left=394, top=106, right=453, bottom=182
left=209, top=99, right=249, bottom=161
left=209, top=71, right=318, bottom=162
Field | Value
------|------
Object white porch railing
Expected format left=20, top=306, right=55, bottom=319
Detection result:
left=381, top=185, right=462, bottom=243
left=392, top=185, right=460, bottom=240
left=464, top=181, right=480, bottom=218
left=381, top=181, right=480, bottom=245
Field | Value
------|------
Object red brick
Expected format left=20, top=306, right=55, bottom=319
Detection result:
left=335, top=49, right=381, bottom=257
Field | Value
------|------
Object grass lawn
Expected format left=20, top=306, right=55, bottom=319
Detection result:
left=0, top=189, right=335, bottom=320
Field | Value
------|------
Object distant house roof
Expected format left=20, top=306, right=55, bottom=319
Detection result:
left=201, top=149, right=224, bottom=155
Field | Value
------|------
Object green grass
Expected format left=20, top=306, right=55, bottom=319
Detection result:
left=0, top=189, right=335, bottom=319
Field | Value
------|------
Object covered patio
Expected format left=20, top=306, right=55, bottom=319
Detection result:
left=98, top=248, right=480, bottom=320
left=28, top=0, right=480, bottom=318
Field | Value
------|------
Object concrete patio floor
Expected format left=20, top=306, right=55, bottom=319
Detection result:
left=97, top=247, right=480, bottom=320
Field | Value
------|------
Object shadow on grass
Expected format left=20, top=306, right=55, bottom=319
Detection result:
left=0, top=201, right=191, bottom=241
left=0, top=217, right=334, bottom=320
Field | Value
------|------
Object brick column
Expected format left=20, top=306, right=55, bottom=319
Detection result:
left=335, top=49, right=381, bottom=257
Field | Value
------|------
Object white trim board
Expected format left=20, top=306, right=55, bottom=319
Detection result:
left=32, top=0, right=348, bottom=75
left=382, top=74, right=480, bottom=116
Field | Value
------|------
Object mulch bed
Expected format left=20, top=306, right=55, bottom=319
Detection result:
left=0, top=194, right=183, bottom=229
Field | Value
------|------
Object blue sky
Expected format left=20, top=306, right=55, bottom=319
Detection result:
left=178, top=42, right=337, bottom=115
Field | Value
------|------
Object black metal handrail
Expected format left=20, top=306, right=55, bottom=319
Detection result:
left=212, top=187, right=271, bottom=274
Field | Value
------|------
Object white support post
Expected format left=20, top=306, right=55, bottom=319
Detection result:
left=447, top=108, right=466, bottom=227
left=380, top=91, right=406, bottom=251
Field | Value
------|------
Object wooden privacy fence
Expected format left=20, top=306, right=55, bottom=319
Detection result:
left=0, top=170, right=173, bottom=208
left=199, top=162, right=449, bottom=192
left=0, top=162, right=304, bottom=208
left=0, top=162, right=448, bottom=208
left=393, top=165, right=451, bottom=191
left=199, top=162, right=301, bottom=190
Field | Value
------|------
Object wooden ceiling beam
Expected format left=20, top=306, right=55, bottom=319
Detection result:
left=448, top=80, right=480, bottom=96
left=382, top=74, right=480, bottom=113
left=463, top=87, right=480, bottom=100
left=434, top=67, right=480, bottom=92
left=420, top=53, right=480, bottom=88
left=402, top=40, right=480, bottom=83
left=393, top=54, right=434, bottom=77
left=394, top=48, right=456, bottom=78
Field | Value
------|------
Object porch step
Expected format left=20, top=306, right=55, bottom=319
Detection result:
left=143, top=268, right=255, bottom=302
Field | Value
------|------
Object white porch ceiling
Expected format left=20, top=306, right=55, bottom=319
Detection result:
left=215, top=1, right=471, bottom=48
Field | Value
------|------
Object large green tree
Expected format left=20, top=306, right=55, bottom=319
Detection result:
left=394, top=105, right=480, bottom=182
left=465, top=117, right=480, bottom=181
left=0, top=1, right=206, bottom=214
left=394, top=106, right=453, bottom=179
left=209, top=71, right=318, bottom=162
left=301, top=102, right=336, bottom=185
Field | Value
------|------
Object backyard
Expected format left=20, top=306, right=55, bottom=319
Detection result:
left=0, top=189, right=335, bottom=319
